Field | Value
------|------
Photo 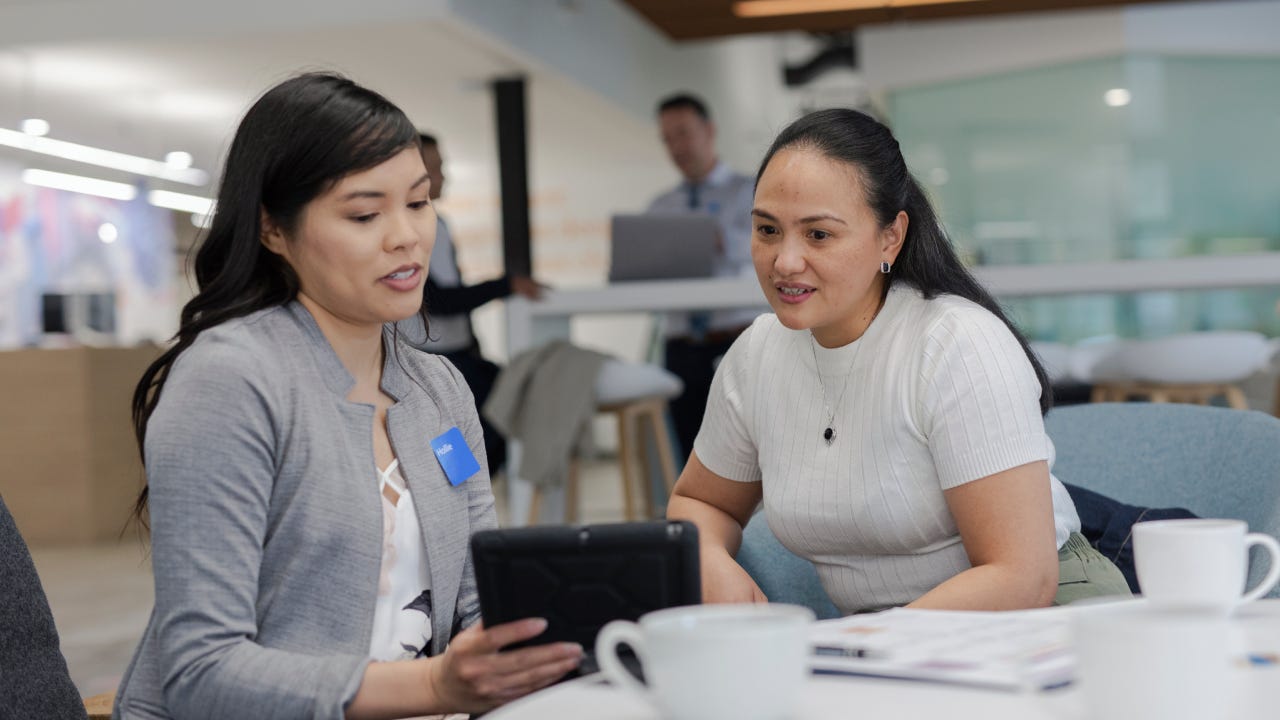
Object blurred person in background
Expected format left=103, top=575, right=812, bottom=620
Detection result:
left=403, top=132, right=547, bottom=475
left=648, top=93, right=756, bottom=461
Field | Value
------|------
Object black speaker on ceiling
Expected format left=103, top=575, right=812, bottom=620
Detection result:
left=783, top=32, right=858, bottom=87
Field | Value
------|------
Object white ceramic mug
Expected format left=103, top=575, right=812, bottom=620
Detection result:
left=1072, top=603, right=1242, bottom=720
left=1133, top=518, right=1280, bottom=613
left=594, top=603, right=814, bottom=720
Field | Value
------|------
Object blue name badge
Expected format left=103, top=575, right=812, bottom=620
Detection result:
left=430, top=427, right=481, bottom=487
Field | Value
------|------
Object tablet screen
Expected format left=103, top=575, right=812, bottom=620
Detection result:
left=470, top=520, right=701, bottom=650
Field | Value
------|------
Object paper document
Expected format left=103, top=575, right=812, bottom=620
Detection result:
left=808, top=607, right=1075, bottom=692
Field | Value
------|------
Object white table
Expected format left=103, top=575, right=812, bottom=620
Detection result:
left=503, top=277, right=767, bottom=357
left=486, top=600, right=1280, bottom=720
left=503, top=252, right=1280, bottom=357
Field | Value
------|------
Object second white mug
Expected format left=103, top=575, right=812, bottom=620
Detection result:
left=1133, top=518, right=1280, bottom=613
left=1072, top=603, right=1242, bottom=720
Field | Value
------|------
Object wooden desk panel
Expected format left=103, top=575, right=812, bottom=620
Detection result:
left=0, top=346, right=159, bottom=545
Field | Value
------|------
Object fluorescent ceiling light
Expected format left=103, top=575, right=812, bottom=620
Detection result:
left=22, top=168, right=138, bottom=201
left=734, top=0, right=978, bottom=17
left=164, top=151, right=194, bottom=169
left=21, top=118, right=50, bottom=137
left=148, top=189, right=214, bottom=215
left=0, top=127, right=208, bottom=186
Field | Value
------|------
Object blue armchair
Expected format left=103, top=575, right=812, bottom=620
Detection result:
left=736, top=402, right=1280, bottom=614
left=1046, top=403, right=1280, bottom=598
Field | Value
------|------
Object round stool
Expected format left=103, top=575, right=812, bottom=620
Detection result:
left=524, top=360, right=683, bottom=525
left=1084, top=331, right=1271, bottom=410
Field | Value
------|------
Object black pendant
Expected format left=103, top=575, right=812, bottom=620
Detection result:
left=823, top=427, right=835, bottom=445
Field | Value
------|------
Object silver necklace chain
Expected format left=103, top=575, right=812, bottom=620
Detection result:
left=809, top=333, right=858, bottom=446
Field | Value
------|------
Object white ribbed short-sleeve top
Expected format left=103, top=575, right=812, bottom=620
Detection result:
left=694, top=282, right=1081, bottom=614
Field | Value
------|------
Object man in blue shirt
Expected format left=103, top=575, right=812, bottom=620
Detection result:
left=648, top=94, right=757, bottom=459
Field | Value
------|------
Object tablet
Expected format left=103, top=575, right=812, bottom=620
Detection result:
left=470, top=520, right=701, bottom=651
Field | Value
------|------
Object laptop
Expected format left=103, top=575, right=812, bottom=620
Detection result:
left=608, top=213, right=718, bottom=282
left=470, top=520, right=701, bottom=678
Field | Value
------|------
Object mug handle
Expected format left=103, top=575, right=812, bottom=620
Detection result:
left=1240, top=533, right=1280, bottom=604
left=594, top=620, right=650, bottom=698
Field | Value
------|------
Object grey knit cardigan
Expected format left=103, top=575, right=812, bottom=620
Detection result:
left=114, top=303, right=497, bottom=719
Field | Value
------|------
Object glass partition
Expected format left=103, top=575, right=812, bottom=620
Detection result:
left=889, top=54, right=1280, bottom=341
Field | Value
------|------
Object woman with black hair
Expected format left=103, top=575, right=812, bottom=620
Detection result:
left=115, top=73, right=580, bottom=719
left=667, top=109, right=1129, bottom=614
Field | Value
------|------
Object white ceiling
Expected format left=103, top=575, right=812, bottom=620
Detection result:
left=0, top=17, right=542, bottom=197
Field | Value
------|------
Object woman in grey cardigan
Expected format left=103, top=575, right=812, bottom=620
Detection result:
left=114, top=73, right=582, bottom=720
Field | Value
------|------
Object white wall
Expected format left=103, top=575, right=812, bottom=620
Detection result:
left=859, top=9, right=1124, bottom=92
left=857, top=0, right=1280, bottom=94
left=447, top=0, right=868, bottom=174
left=445, top=3, right=872, bottom=363
left=0, top=0, right=449, bottom=45
left=1125, top=0, right=1280, bottom=55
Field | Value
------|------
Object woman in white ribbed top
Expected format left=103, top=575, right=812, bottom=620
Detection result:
left=667, top=109, right=1128, bottom=614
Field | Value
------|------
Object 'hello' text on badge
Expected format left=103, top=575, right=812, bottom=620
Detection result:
left=429, top=427, right=479, bottom=486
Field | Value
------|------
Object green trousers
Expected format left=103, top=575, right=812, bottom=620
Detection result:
left=1053, top=531, right=1132, bottom=605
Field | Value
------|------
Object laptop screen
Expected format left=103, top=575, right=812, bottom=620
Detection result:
left=608, top=214, right=719, bottom=282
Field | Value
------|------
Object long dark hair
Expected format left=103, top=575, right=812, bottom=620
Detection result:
left=757, top=108, right=1053, bottom=414
left=130, top=72, right=423, bottom=523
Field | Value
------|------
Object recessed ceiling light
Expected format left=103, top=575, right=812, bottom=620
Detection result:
left=21, top=118, right=50, bottom=137
left=98, top=222, right=119, bottom=244
left=164, top=151, right=194, bottom=169
left=1104, top=88, right=1131, bottom=107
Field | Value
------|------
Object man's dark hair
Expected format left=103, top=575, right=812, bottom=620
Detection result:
left=656, top=93, right=710, bottom=121
left=418, top=132, right=438, bottom=148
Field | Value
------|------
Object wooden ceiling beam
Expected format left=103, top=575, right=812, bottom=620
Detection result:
left=622, top=0, right=1196, bottom=40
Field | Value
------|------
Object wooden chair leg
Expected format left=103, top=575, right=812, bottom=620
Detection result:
left=565, top=457, right=580, bottom=524
left=649, top=401, right=679, bottom=503
left=1225, top=385, right=1250, bottom=410
left=1091, top=384, right=1113, bottom=403
left=84, top=691, right=114, bottom=720
left=635, top=405, right=657, bottom=521
left=616, top=408, right=638, bottom=522
left=527, top=484, right=543, bottom=526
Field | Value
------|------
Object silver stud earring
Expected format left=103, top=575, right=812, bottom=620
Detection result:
left=880, top=261, right=891, bottom=274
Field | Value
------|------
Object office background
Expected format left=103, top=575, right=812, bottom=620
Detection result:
left=3, top=0, right=1274, bottom=359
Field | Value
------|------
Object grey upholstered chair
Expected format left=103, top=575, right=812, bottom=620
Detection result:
left=0, top=495, right=89, bottom=718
